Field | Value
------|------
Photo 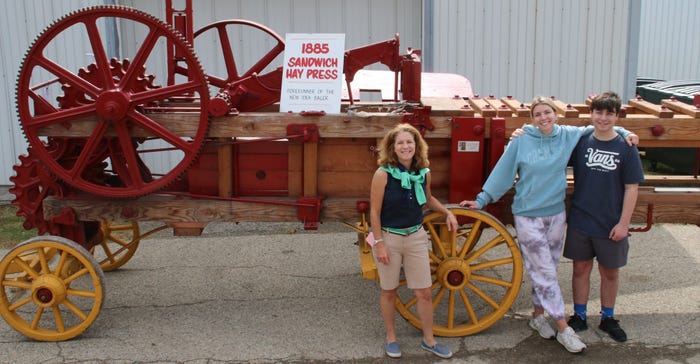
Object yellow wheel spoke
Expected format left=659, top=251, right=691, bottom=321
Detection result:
left=98, top=241, right=117, bottom=264
left=471, top=274, right=514, bottom=288
left=465, top=235, right=506, bottom=264
left=459, top=289, right=478, bottom=324
left=8, top=295, right=32, bottom=311
left=10, top=256, right=40, bottom=280
left=447, top=290, right=455, bottom=329
left=2, top=279, right=32, bottom=290
left=64, top=267, right=89, bottom=285
left=432, top=286, right=447, bottom=310
left=52, top=308, right=65, bottom=333
left=63, top=299, right=88, bottom=321
left=55, top=250, right=69, bottom=276
left=465, top=282, right=499, bottom=309
left=108, top=233, right=131, bottom=248
left=67, top=288, right=97, bottom=299
left=459, top=220, right=483, bottom=259
left=471, top=257, right=515, bottom=271
left=31, top=306, right=44, bottom=330
left=111, top=223, right=135, bottom=231
left=404, top=295, right=417, bottom=310
left=425, top=222, right=447, bottom=258
left=38, top=248, right=50, bottom=275
left=428, top=250, right=442, bottom=265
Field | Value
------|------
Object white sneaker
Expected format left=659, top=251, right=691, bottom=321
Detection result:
left=528, top=314, right=555, bottom=339
left=556, top=326, right=587, bottom=353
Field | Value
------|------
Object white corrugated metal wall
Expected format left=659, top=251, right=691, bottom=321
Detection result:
left=1, top=0, right=698, bottom=184
left=426, top=0, right=634, bottom=104
left=0, top=0, right=104, bottom=185
left=637, top=0, right=700, bottom=81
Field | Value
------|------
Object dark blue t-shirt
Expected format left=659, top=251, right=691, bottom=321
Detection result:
left=568, top=134, right=645, bottom=237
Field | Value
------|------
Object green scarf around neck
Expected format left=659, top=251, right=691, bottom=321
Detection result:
left=380, top=165, right=429, bottom=205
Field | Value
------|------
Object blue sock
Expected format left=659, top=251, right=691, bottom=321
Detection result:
left=574, top=304, right=587, bottom=320
left=601, top=306, right=615, bottom=319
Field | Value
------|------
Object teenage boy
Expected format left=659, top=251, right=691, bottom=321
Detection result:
left=565, top=91, right=645, bottom=342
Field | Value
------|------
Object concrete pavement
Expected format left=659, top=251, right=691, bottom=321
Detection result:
left=0, top=193, right=698, bottom=362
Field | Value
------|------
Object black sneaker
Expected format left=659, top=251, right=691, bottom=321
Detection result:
left=567, top=314, right=588, bottom=332
left=599, top=317, right=627, bottom=342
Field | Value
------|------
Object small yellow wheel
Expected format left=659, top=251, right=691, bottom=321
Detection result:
left=0, top=236, right=105, bottom=341
left=395, top=206, right=523, bottom=337
left=90, top=221, right=140, bottom=272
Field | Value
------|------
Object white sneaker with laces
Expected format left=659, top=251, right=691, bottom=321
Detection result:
left=528, top=314, right=555, bottom=339
left=556, top=326, right=587, bottom=353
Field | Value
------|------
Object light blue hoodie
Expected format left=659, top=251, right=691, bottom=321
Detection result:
left=474, top=124, right=630, bottom=217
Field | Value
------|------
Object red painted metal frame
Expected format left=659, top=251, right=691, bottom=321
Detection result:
left=448, top=117, right=486, bottom=204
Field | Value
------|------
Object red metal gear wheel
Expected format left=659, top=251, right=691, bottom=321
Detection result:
left=57, top=58, right=159, bottom=109
left=9, top=145, right=65, bottom=235
left=16, top=6, right=210, bottom=198
left=193, top=19, right=285, bottom=89
left=9, top=139, right=108, bottom=236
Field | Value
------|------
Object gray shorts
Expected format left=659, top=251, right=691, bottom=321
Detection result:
left=563, top=227, right=629, bottom=269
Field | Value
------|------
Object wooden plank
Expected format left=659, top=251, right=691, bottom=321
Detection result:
left=483, top=96, right=513, bottom=117
left=288, top=143, right=302, bottom=196
left=632, top=203, right=700, bottom=225
left=504, top=118, right=700, bottom=146
left=42, top=195, right=368, bottom=223
left=641, top=175, right=700, bottom=187
left=500, top=96, right=530, bottom=117
left=467, top=96, right=497, bottom=117
left=35, top=112, right=455, bottom=139
left=421, top=97, right=475, bottom=116
left=318, top=171, right=372, bottom=196
left=550, top=97, right=580, bottom=117
left=628, top=97, right=675, bottom=118
left=661, top=98, right=700, bottom=118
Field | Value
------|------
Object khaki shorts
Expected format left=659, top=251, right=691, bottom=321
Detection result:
left=373, top=228, right=432, bottom=290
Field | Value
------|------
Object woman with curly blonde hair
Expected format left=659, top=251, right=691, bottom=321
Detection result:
left=369, top=123, right=457, bottom=359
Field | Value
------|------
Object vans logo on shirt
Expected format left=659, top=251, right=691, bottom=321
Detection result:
left=585, top=148, right=619, bottom=170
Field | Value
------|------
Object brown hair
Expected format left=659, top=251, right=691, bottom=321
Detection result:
left=377, top=124, right=429, bottom=169
left=590, top=91, right=622, bottom=114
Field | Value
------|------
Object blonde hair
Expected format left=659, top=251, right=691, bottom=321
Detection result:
left=377, top=124, right=429, bottom=169
left=529, top=96, right=557, bottom=118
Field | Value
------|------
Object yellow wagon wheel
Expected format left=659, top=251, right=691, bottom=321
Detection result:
left=395, top=206, right=523, bottom=337
left=90, top=221, right=168, bottom=272
left=0, top=236, right=105, bottom=341
left=90, top=221, right=140, bottom=272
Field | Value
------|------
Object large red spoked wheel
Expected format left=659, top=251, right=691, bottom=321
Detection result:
left=193, top=19, right=285, bottom=89
left=16, top=6, right=210, bottom=198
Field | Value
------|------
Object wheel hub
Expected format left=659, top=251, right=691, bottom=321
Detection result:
left=32, top=275, right=67, bottom=307
left=436, top=257, right=471, bottom=290
left=96, top=90, right=130, bottom=121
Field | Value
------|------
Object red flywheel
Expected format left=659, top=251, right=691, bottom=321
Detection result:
left=16, top=6, right=210, bottom=198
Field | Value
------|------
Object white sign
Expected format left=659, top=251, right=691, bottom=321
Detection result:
left=280, top=33, right=345, bottom=114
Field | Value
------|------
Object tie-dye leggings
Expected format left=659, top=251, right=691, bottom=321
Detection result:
left=514, top=211, right=567, bottom=321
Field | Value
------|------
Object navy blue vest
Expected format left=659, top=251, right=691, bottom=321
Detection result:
left=380, top=172, right=425, bottom=229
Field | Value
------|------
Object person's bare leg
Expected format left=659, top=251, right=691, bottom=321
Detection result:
left=380, top=288, right=398, bottom=343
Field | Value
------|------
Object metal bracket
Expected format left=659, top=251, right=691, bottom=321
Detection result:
left=402, top=106, right=434, bottom=134
left=297, top=196, right=325, bottom=230
left=286, top=124, right=320, bottom=142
